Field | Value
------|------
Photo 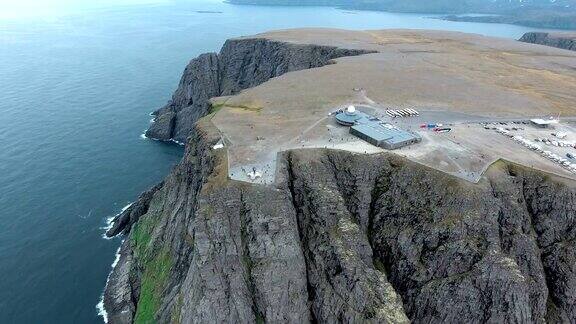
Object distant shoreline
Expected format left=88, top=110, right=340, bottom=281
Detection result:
left=440, top=13, right=576, bottom=30
left=226, top=0, right=576, bottom=30
left=195, top=10, right=223, bottom=14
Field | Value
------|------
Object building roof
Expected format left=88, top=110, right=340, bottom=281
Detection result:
left=335, top=112, right=362, bottom=125
left=386, top=128, right=421, bottom=144
left=351, top=123, right=420, bottom=144
left=335, top=107, right=420, bottom=147
left=531, top=118, right=559, bottom=125
left=351, top=124, right=393, bottom=142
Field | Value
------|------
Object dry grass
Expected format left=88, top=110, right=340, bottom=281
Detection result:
left=210, top=28, right=576, bottom=183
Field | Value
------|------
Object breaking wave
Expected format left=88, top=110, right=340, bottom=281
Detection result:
left=101, top=203, right=132, bottom=239
left=96, top=241, right=124, bottom=323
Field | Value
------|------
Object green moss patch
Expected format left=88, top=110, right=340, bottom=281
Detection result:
left=134, top=248, right=173, bottom=324
left=129, top=191, right=174, bottom=324
left=132, top=216, right=155, bottom=259
left=131, top=193, right=164, bottom=259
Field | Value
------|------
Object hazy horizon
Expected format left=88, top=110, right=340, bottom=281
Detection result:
left=0, top=0, right=204, bottom=19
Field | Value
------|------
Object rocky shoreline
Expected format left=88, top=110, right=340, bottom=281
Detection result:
left=103, top=33, right=576, bottom=323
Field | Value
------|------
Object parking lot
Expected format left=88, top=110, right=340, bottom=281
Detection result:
left=486, top=121, right=576, bottom=174
left=366, top=109, right=576, bottom=182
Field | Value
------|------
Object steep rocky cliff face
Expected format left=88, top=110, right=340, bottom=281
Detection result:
left=105, top=121, right=576, bottom=323
left=519, top=32, right=576, bottom=51
left=146, top=38, right=372, bottom=143
left=104, top=35, right=576, bottom=323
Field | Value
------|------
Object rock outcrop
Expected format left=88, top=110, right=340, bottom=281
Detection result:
left=146, top=38, right=373, bottom=143
left=519, top=32, right=576, bottom=51
left=104, top=34, right=576, bottom=323
left=106, top=182, right=164, bottom=238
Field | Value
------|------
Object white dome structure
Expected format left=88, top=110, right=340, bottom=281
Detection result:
left=345, top=105, right=356, bottom=115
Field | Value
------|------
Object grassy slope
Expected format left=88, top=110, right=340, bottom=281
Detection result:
left=130, top=191, right=174, bottom=324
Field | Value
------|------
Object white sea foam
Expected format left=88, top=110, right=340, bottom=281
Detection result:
left=97, top=244, right=123, bottom=322
left=170, top=138, right=185, bottom=146
left=101, top=203, right=133, bottom=240
left=140, top=131, right=185, bottom=146
left=96, top=298, right=107, bottom=323
left=111, top=245, right=122, bottom=268
left=96, top=241, right=124, bottom=323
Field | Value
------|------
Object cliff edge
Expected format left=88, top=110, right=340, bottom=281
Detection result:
left=105, top=124, right=576, bottom=323
left=146, top=37, right=372, bottom=143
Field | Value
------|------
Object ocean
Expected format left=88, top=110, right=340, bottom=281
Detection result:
left=0, top=0, right=552, bottom=322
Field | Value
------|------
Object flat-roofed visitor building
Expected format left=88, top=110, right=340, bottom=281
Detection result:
left=350, top=123, right=421, bottom=150
left=335, top=105, right=421, bottom=150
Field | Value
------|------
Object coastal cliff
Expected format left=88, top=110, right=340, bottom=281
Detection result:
left=146, top=38, right=372, bottom=143
left=105, top=129, right=576, bottom=323
left=519, top=32, right=576, bottom=51
left=104, top=35, right=576, bottom=323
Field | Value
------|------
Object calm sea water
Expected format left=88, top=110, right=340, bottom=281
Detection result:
left=0, top=1, right=552, bottom=323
